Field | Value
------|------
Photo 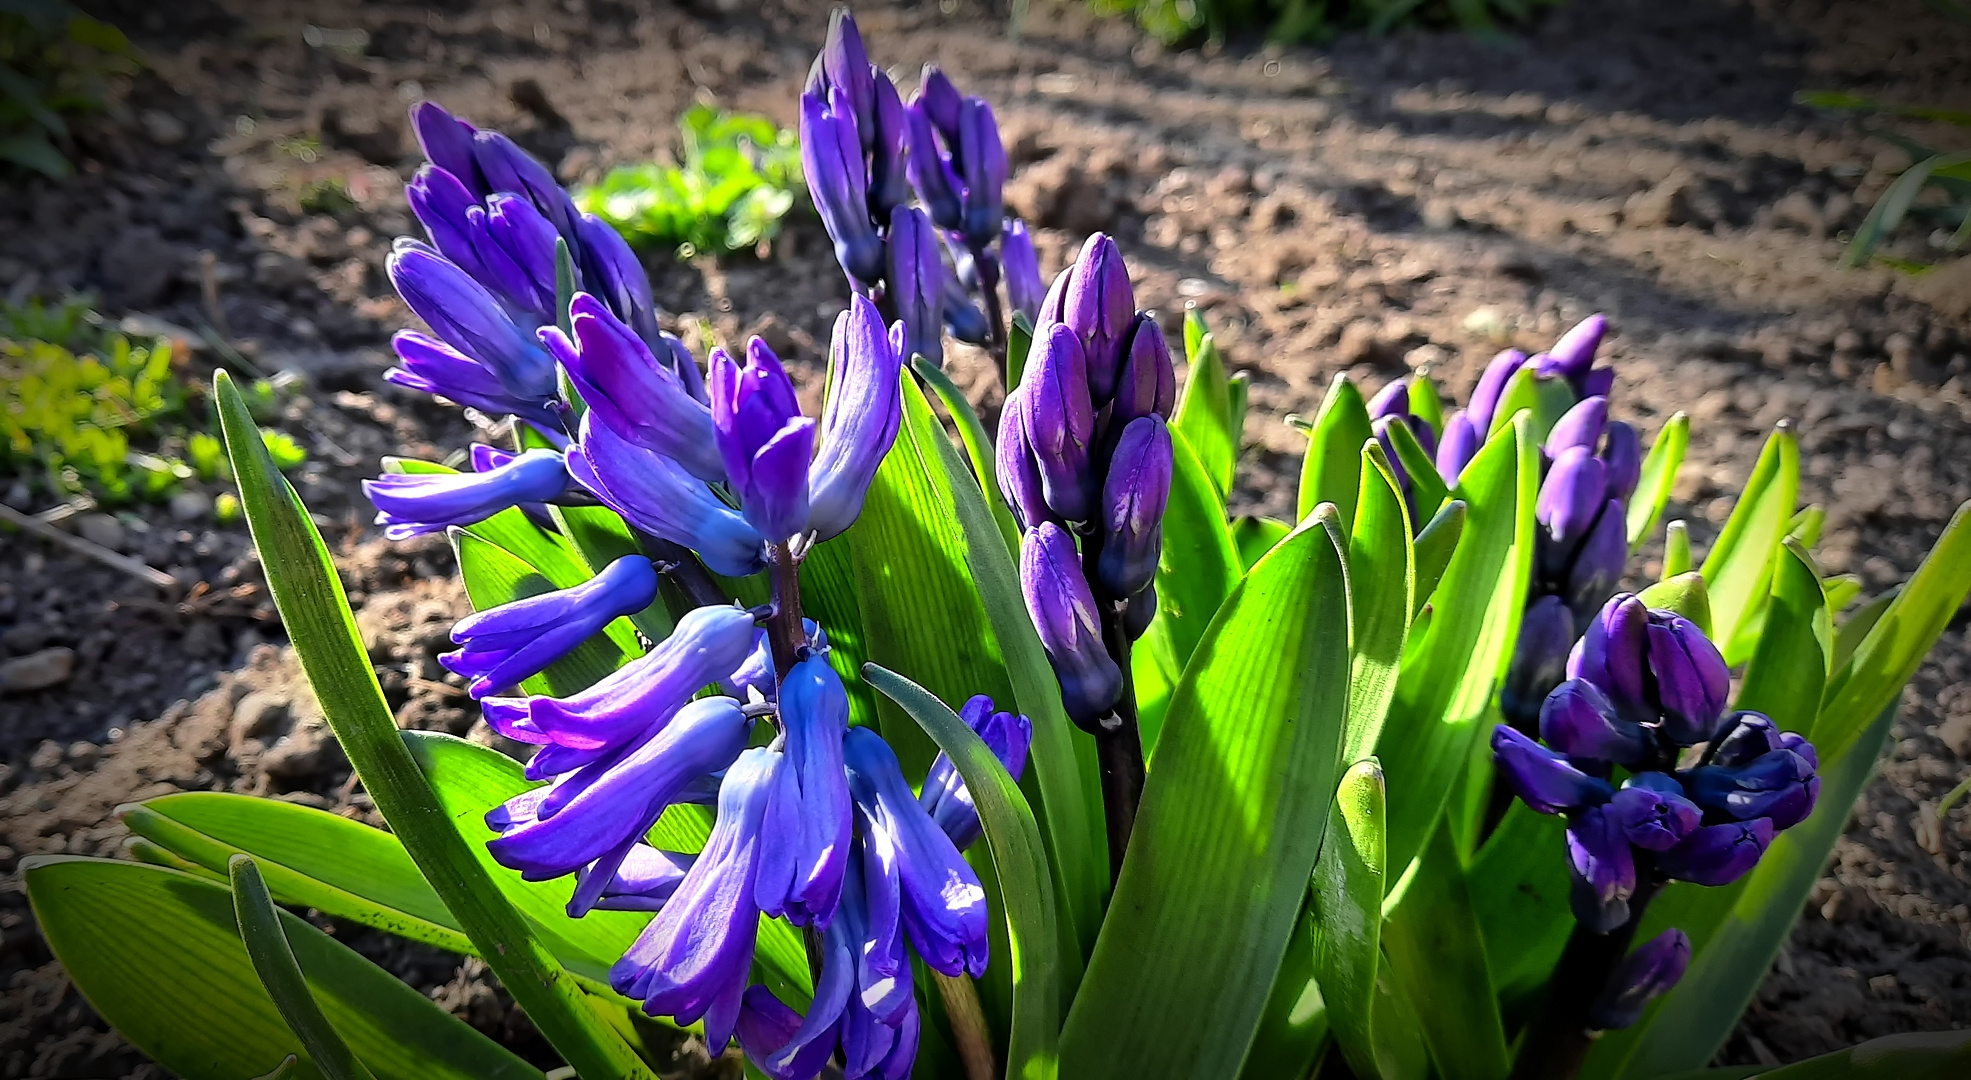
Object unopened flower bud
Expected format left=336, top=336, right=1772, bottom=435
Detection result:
left=1022, top=523, right=1123, bottom=729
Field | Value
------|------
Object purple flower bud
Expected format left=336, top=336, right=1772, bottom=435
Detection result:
left=809, top=295, right=906, bottom=542
left=995, top=392, right=1056, bottom=532
left=387, top=240, right=556, bottom=401
left=1709, top=711, right=1781, bottom=766
left=573, top=844, right=694, bottom=915
left=802, top=89, right=884, bottom=290
left=1601, top=420, right=1641, bottom=503
left=1570, top=593, right=1650, bottom=713
left=1570, top=595, right=1729, bottom=744
left=1539, top=447, right=1609, bottom=550
left=957, top=98, right=1007, bottom=248
left=816, top=8, right=875, bottom=148
left=1367, top=378, right=1411, bottom=421
left=736, top=983, right=845, bottom=1080
left=1023, top=522, right=1124, bottom=727
left=1124, top=582, right=1158, bottom=640
left=1097, top=416, right=1173, bottom=598
left=574, top=211, right=663, bottom=350
left=1590, top=929, right=1690, bottom=1030
left=409, top=102, right=480, bottom=192
left=866, top=71, right=911, bottom=219
left=441, top=554, right=660, bottom=698
left=1491, top=724, right=1616, bottom=815
left=406, top=165, right=493, bottom=285
left=1686, top=749, right=1819, bottom=830
left=942, top=268, right=991, bottom=346
left=479, top=603, right=759, bottom=764
left=362, top=448, right=568, bottom=540
left=1503, top=596, right=1575, bottom=726
left=566, top=416, right=767, bottom=577
left=1467, top=349, right=1530, bottom=434
left=1002, top=218, right=1044, bottom=325
left=1023, top=324, right=1098, bottom=522
left=613, top=744, right=781, bottom=1050
left=917, top=66, right=964, bottom=146
left=1567, top=805, right=1636, bottom=933
left=487, top=695, right=749, bottom=887
left=904, top=96, right=964, bottom=233
left=711, top=339, right=817, bottom=544
left=1778, top=730, right=1818, bottom=771
left=1610, top=772, right=1702, bottom=851
left=1657, top=816, right=1774, bottom=886
left=755, top=654, right=853, bottom=929
left=1546, top=396, right=1608, bottom=459
left=1540, top=677, right=1649, bottom=766
left=1435, top=410, right=1481, bottom=487
left=886, top=204, right=944, bottom=365
left=385, top=330, right=561, bottom=430
left=1562, top=499, right=1631, bottom=628
left=1052, top=233, right=1136, bottom=405
left=845, top=726, right=990, bottom=978
left=469, top=128, right=581, bottom=242
left=1538, top=314, right=1608, bottom=397
left=1112, top=314, right=1178, bottom=427
left=720, top=621, right=825, bottom=703
left=474, top=192, right=562, bottom=320
left=541, top=293, right=724, bottom=483
left=920, top=695, right=1035, bottom=851
left=1584, top=366, right=1616, bottom=399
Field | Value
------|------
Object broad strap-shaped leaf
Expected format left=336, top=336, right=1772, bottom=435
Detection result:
left=1172, top=311, right=1237, bottom=503
left=866, top=664, right=1062, bottom=1080
left=1466, top=800, right=1572, bottom=1002
left=1411, top=499, right=1466, bottom=617
left=1736, top=540, right=1832, bottom=734
left=1746, top=1030, right=1971, bottom=1078
left=1628, top=413, right=1690, bottom=551
left=1314, top=760, right=1389, bottom=1077
left=214, top=371, right=656, bottom=1080
left=1231, top=515, right=1291, bottom=572
left=797, top=535, right=881, bottom=731
left=1408, top=374, right=1444, bottom=438
left=230, top=856, right=380, bottom=1080
left=1700, top=423, right=1800, bottom=665
left=452, top=528, right=640, bottom=697
left=1347, top=445, right=1415, bottom=762
left=1380, top=817, right=1511, bottom=1080
left=1297, top=374, right=1373, bottom=526
left=1059, top=512, right=1352, bottom=1080
left=1487, top=365, right=1574, bottom=441
left=914, top=357, right=1021, bottom=556
left=1381, top=420, right=1450, bottom=523
left=1234, top=898, right=1329, bottom=1080
left=23, top=856, right=540, bottom=1080
left=1134, top=429, right=1242, bottom=754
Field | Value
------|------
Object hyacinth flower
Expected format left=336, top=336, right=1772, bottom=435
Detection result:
left=1367, top=376, right=1441, bottom=522
left=1589, top=929, right=1692, bottom=1031
left=1491, top=592, right=1819, bottom=977
left=361, top=446, right=569, bottom=540
left=384, top=329, right=562, bottom=431
left=441, top=553, right=661, bottom=698
left=919, top=695, right=1035, bottom=850
left=755, top=653, right=853, bottom=928
left=386, top=240, right=559, bottom=405
left=539, top=293, right=721, bottom=482
left=1001, top=217, right=1044, bottom=326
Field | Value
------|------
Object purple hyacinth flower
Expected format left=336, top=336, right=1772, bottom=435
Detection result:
left=995, top=392, right=1055, bottom=532
left=866, top=72, right=911, bottom=219
left=1539, top=447, right=1609, bottom=550
left=736, top=982, right=846, bottom=1080
left=956, top=98, right=1007, bottom=247
left=1503, top=595, right=1575, bottom=727
left=845, top=726, right=990, bottom=978
left=479, top=603, right=758, bottom=764
left=541, top=293, right=724, bottom=483
left=1051, top=233, right=1136, bottom=405
left=410, top=102, right=480, bottom=190
left=385, top=330, right=561, bottom=429
left=1610, top=772, right=1702, bottom=852
left=1125, top=581, right=1158, bottom=640
left=1491, top=725, right=1616, bottom=815
left=1710, top=711, right=1783, bottom=766
left=1657, top=816, right=1775, bottom=886
left=816, top=8, right=875, bottom=147
left=721, top=620, right=825, bottom=703
left=1589, top=928, right=1690, bottom=1031
left=363, top=448, right=568, bottom=540
left=574, top=211, right=663, bottom=347
left=755, top=654, right=853, bottom=929
left=1561, top=500, right=1630, bottom=627
left=486, top=695, right=748, bottom=884
left=1540, top=677, right=1649, bottom=766
left=1601, top=420, right=1642, bottom=503
left=904, top=94, right=964, bottom=234
left=442, top=554, right=660, bottom=698
left=1537, top=314, right=1609, bottom=398
left=802, top=88, right=884, bottom=290
left=1570, top=593, right=1651, bottom=713
left=1002, top=218, right=1044, bottom=325
left=387, top=240, right=556, bottom=401
left=809, top=296, right=906, bottom=541
left=567, top=416, right=767, bottom=577
left=1112, top=313, right=1177, bottom=427
left=406, top=165, right=493, bottom=285
left=1097, top=415, right=1174, bottom=598
left=1567, top=804, right=1637, bottom=933
left=1546, top=396, right=1609, bottom=459
left=1467, top=348, right=1530, bottom=435
left=474, top=192, right=562, bottom=320
left=920, top=695, right=1035, bottom=850
left=942, top=268, right=992, bottom=346
left=1024, top=522, right=1124, bottom=728
left=1570, top=594, right=1730, bottom=744
left=1367, top=378, right=1411, bottom=421
left=710, top=339, right=817, bottom=545
left=614, top=745, right=783, bottom=1049
left=1686, top=749, right=1819, bottom=830
left=574, top=844, right=695, bottom=916
left=469, top=128, right=581, bottom=242
left=1024, top=323, right=1098, bottom=523
left=1435, top=410, right=1482, bottom=487
left=887, top=204, right=944, bottom=365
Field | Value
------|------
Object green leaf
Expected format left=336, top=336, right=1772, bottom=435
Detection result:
left=1700, top=424, right=1800, bottom=664
left=453, top=528, right=639, bottom=696
left=1664, top=519, right=1693, bottom=577
left=1628, top=413, right=1689, bottom=550
left=1173, top=311, right=1236, bottom=502
left=1009, top=312, right=1035, bottom=392
left=1367, top=953, right=1431, bottom=1080
left=23, top=857, right=540, bottom=1080
left=1843, top=152, right=1971, bottom=267
left=1314, top=760, right=1389, bottom=1077
left=1639, top=571, right=1714, bottom=636
left=1467, top=800, right=1572, bottom=1001
left=1228, top=371, right=1251, bottom=466
left=1377, top=415, right=1536, bottom=871
left=1822, top=574, right=1864, bottom=615
left=1486, top=366, right=1574, bottom=441
left=1411, top=499, right=1466, bottom=617
left=1232, top=515, right=1292, bottom=571
left=1345, top=444, right=1414, bottom=762
left=1058, top=512, right=1352, bottom=1079
left=1235, top=898, right=1329, bottom=1080
left=865, top=664, right=1061, bottom=1080
left=1380, top=415, right=1450, bottom=522
left=1296, top=374, right=1372, bottom=525
left=1787, top=504, right=1827, bottom=549
left=1134, top=429, right=1243, bottom=753
left=213, top=371, right=655, bottom=1080
left=1736, top=540, right=1832, bottom=734
left=914, top=357, right=1021, bottom=557
left=1380, top=817, right=1511, bottom=1080
left=1749, top=1030, right=1971, bottom=1078
left=1408, top=374, right=1444, bottom=439
left=230, top=856, right=380, bottom=1080
left=1833, top=586, right=1898, bottom=672
left=0, top=131, right=71, bottom=178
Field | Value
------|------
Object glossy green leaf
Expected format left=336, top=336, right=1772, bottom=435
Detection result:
left=1296, top=374, right=1373, bottom=525
left=1059, top=512, right=1352, bottom=1079
left=1408, top=374, right=1444, bottom=439
left=1346, top=445, right=1414, bottom=762
left=1411, top=499, right=1466, bottom=617
left=1376, top=415, right=1535, bottom=871
left=1173, top=311, right=1236, bottom=502
left=1842, top=152, right=1971, bottom=267
left=1380, top=818, right=1510, bottom=1080
left=1736, top=540, right=1832, bottom=734
left=1822, top=574, right=1864, bottom=615
left=1232, top=515, right=1292, bottom=571
left=1313, top=760, right=1389, bottom=1078
left=1750, top=1030, right=1971, bottom=1078
left=1368, top=952, right=1431, bottom=1080
left=865, top=664, right=1061, bottom=1079
left=1639, top=571, right=1714, bottom=637
left=1467, top=800, right=1572, bottom=1001
left=1664, top=519, right=1693, bottom=577
left=1008, top=312, right=1034, bottom=392
left=453, top=528, right=638, bottom=697
left=1788, top=504, right=1827, bottom=549
left=1134, top=429, right=1242, bottom=753
left=24, top=856, right=539, bottom=1080
left=1380, top=417, right=1450, bottom=523
left=230, top=856, right=380, bottom=1080
left=214, top=371, right=655, bottom=1080
left=1832, top=585, right=1899, bottom=672
left=1228, top=370, right=1251, bottom=468
left=1700, top=424, right=1800, bottom=664
left=1628, top=413, right=1690, bottom=550
left=915, top=357, right=1022, bottom=556
left=1487, top=366, right=1574, bottom=441
left=796, top=535, right=881, bottom=731
left=1236, top=899, right=1329, bottom=1080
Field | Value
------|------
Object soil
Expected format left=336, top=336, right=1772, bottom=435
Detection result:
left=3, top=0, right=1969, bottom=1076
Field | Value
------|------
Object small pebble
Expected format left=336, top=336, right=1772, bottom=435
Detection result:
left=0, top=647, right=77, bottom=694
left=170, top=490, right=214, bottom=522
left=76, top=513, right=126, bottom=552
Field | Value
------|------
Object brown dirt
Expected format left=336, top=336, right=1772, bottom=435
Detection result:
left=3, top=0, right=1969, bottom=1075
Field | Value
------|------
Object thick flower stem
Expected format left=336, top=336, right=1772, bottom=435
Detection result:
left=638, top=534, right=729, bottom=611
left=765, top=542, right=807, bottom=681
left=1510, top=877, right=1662, bottom=1080
left=1095, top=596, right=1146, bottom=884
left=932, top=971, right=998, bottom=1080
left=971, top=244, right=1009, bottom=389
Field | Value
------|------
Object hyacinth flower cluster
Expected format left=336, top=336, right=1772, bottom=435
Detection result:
left=1492, top=592, right=1819, bottom=1028
left=802, top=9, right=1043, bottom=373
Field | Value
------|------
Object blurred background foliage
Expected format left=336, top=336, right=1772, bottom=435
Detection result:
left=1085, top=0, right=1561, bottom=45
left=0, top=0, right=142, bottom=178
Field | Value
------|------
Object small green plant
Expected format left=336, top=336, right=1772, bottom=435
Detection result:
left=0, top=1, right=141, bottom=178
left=574, top=103, right=802, bottom=255
left=1795, top=91, right=1971, bottom=270
left=1088, top=0, right=1559, bottom=45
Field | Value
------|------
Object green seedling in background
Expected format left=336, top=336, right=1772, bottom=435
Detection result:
left=575, top=103, right=803, bottom=256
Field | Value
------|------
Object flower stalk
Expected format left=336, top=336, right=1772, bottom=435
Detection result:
left=1509, top=876, right=1661, bottom=1080
left=767, top=540, right=809, bottom=681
